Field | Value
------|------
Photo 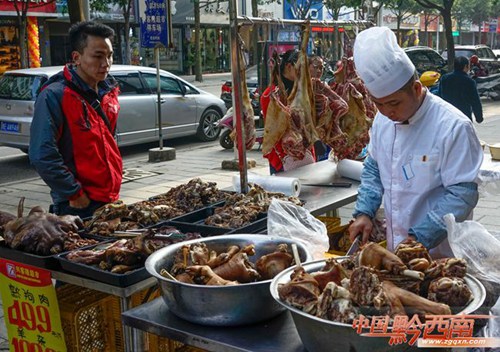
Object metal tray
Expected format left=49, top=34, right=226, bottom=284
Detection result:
left=57, top=242, right=150, bottom=287
left=0, top=235, right=109, bottom=270
left=169, top=206, right=267, bottom=234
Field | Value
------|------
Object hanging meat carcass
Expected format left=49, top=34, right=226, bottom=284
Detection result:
left=312, top=79, right=349, bottom=149
left=284, top=24, right=319, bottom=159
left=328, top=57, right=376, bottom=160
left=230, top=47, right=256, bottom=150
left=262, top=24, right=318, bottom=160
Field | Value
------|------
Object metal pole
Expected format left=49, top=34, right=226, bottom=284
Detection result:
left=155, top=45, right=164, bottom=150
left=229, top=0, right=248, bottom=193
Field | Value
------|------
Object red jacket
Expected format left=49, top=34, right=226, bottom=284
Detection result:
left=29, top=65, right=122, bottom=204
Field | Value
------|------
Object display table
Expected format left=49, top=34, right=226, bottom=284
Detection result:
left=122, top=297, right=306, bottom=352
left=277, top=159, right=360, bottom=216
left=50, top=271, right=157, bottom=352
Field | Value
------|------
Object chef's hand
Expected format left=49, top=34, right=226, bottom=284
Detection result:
left=69, top=192, right=91, bottom=209
left=401, top=234, right=418, bottom=244
left=348, top=214, right=373, bottom=245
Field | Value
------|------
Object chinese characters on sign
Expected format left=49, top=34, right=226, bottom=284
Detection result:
left=141, top=0, right=169, bottom=48
left=353, top=314, right=500, bottom=348
left=0, top=259, right=66, bottom=352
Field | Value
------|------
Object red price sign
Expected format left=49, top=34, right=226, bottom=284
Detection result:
left=0, top=259, right=66, bottom=352
left=8, top=300, right=52, bottom=333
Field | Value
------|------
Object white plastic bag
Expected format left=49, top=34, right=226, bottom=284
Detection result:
left=444, top=213, right=500, bottom=283
left=267, top=198, right=329, bottom=260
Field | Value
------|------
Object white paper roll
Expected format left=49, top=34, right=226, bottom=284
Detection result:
left=336, top=159, right=365, bottom=181
left=232, top=174, right=301, bottom=197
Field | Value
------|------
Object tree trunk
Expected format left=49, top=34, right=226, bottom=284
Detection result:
left=397, top=18, right=402, bottom=45
left=442, top=8, right=455, bottom=72
left=67, top=0, right=84, bottom=24
left=18, top=16, right=29, bottom=68
left=124, top=13, right=131, bottom=65
left=194, top=0, right=202, bottom=82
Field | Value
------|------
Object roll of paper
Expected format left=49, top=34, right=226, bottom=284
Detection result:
left=232, top=174, right=301, bottom=197
left=336, top=159, right=364, bottom=181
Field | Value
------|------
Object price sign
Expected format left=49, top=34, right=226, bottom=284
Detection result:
left=140, top=0, right=169, bottom=48
left=0, top=259, right=66, bottom=352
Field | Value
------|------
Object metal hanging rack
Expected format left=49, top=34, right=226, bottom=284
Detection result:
left=229, top=0, right=372, bottom=193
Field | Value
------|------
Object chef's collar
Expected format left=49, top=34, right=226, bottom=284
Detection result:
left=396, top=88, right=429, bottom=125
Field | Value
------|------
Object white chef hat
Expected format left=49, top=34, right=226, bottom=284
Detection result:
left=353, top=26, right=415, bottom=99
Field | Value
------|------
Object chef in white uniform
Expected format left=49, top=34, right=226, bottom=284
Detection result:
left=348, top=26, right=483, bottom=258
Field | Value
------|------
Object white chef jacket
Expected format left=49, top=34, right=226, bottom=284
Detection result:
left=367, top=91, right=483, bottom=257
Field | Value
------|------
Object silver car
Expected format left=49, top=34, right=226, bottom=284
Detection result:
left=0, top=65, right=226, bottom=152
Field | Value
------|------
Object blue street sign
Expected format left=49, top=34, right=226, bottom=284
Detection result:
left=141, top=0, right=168, bottom=48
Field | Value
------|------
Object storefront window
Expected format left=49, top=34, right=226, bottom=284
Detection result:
left=184, top=26, right=229, bottom=74
left=0, top=20, right=21, bottom=74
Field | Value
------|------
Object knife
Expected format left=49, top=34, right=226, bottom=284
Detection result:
left=346, top=235, right=361, bottom=256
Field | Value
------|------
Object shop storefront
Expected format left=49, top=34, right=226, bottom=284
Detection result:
left=0, top=19, right=19, bottom=74
left=161, top=1, right=231, bottom=74
left=0, top=0, right=57, bottom=73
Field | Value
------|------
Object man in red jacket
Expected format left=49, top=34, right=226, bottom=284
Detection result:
left=29, top=21, right=122, bottom=218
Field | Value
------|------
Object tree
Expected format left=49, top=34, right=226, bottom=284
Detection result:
left=420, top=9, right=440, bottom=46
left=10, top=0, right=56, bottom=68
left=385, top=0, right=422, bottom=44
left=413, top=0, right=456, bottom=71
left=91, top=0, right=134, bottom=64
left=453, top=0, right=491, bottom=45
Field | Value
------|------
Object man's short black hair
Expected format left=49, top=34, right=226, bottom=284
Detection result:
left=69, top=21, right=115, bottom=53
left=454, top=56, right=469, bottom=71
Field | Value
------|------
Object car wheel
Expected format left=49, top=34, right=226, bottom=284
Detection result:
left=219, top=129, right=234, bottom=149
left=197, top=108, right=222, bottom=141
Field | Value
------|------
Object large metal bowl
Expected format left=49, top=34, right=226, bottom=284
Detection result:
left=145, top=234, right=313, bottom=326
left=270, top=259, right=486, bottom=352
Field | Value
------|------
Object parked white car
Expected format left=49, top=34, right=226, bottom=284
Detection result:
left=0, top=65, right=226, bottom=152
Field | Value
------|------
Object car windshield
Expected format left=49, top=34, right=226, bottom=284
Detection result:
left=0, top=74, right=46, bottom=100
left=455, top=50, right=474, bottom=59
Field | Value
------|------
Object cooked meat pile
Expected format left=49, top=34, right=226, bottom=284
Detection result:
left=2, top=198, right=96, bottom=256
left=278, top=241, right=473, bottom=324
left=84, top=178, right=230, bottom=235
left=0, top=209, right=16, bottom=237
left=66, top=226, right=202, bottom=274
left=163, top=242, right=295, bottom=285
left=204, top=183, right=303, bottom=228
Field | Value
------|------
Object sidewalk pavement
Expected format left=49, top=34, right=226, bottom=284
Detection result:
left=1, top=96, right=500, bottom=349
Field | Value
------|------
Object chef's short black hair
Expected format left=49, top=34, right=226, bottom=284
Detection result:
left=69, top=21, right=115, bottom=54
left=454, top=56, right=469, bottom=71
left=280, top=49, right=299, bottom=73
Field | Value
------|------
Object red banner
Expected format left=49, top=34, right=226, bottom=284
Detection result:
left=0, top=0, right=56, bottom=14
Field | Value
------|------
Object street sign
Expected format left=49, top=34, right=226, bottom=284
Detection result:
left=452, top=31, right=459, bottom=37
left=140, top=0, right=168, bottom=48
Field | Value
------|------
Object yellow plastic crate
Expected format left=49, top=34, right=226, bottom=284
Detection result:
left=316, top=216, right=341, bottom=233
left=57, top=285, right=121, bottom=352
